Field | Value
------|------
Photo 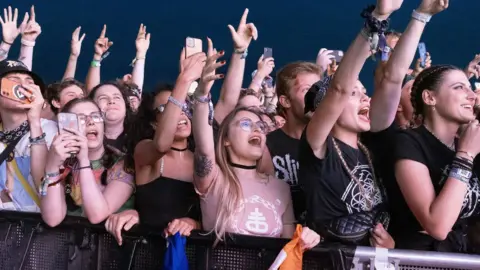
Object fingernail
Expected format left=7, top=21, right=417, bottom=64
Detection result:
left=220, top=60, right=226, bottom=64
left=219, top=74, right=225, bottom=78
left=219, top=50, right=225, bottom=55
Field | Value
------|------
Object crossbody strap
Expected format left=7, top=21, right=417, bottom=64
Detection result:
left=0, top=136, right=22, bottom=166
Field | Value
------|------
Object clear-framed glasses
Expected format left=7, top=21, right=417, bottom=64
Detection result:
left=155, top=101, right=193, bottom=119
left=237, top=118, right=268, bottom=134
left=77, top=112, right=104, bottom=125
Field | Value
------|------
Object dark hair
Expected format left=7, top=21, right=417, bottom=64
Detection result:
left=386, top=30, right=401, bottom=38
left=411, top=65, right=461, bottom=119
left=46, top=79, right=85, bottom=114
left=123, top=82, right=176, bottom=172
left=239, top=88, right=260, bottom=100
left=88, top=81, right=136, bottom=151
left=61, top=97, right=123, bottom=185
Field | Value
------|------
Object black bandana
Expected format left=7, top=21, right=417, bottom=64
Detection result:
left=0, top=121, right=30, bottom=144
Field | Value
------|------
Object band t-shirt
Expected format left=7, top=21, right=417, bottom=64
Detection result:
left=266, top=128, right=305, bottom=223
left=198, top=169, right=295, bottom=238
left=298, top=129, right=387, bottom=232
left=390, top=126, right=480, bottom=251
left=0, top=119, right=57, bottom=212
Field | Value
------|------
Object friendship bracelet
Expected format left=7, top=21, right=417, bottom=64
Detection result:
left=2, top=40, right=13, bottom=45
left=21, top=39, right=36, bottom=47
left=411, top=10, right=432, bottom=24
left=29, top=133, right=46, bottom=143
left=457, top=150, right=475, bottom=161
left=234, top=48, right=248, bottom=59
left=73, top=165, right=92, bottom=171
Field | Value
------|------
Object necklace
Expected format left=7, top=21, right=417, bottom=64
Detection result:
left=423, top=124, right=455, bottom=151
left=171, top=146, right=188, bottom=152
left=229, top=161, right=256, bottom=170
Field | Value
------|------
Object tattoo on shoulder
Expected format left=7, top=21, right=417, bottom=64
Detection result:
left=194, top=153, right=213, bottom=178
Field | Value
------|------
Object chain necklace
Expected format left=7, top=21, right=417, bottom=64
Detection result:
left=423, top=124, right=455, bottom=151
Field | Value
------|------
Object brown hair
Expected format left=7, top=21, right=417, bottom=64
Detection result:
left=275, top=62, right=321, bottom=115
left=46, top=79, right=85, bottom=114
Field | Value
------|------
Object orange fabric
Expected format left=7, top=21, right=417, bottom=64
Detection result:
left=279, top=224, right=304, bottom=270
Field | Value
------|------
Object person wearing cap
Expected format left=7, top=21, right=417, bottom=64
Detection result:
left=0, top=59, right=57, bottom=212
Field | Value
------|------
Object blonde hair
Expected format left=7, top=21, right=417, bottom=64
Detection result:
left=212, top=106, right=265, bottom=243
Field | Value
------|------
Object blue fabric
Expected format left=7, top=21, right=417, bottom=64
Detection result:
left=163, top=233, right=189, bottom=270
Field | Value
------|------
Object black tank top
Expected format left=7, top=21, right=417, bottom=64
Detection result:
left=135, top=176, right=200, bottom=229
left=266, top=128, right=305, bottom=224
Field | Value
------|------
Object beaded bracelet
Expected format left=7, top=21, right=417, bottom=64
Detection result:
left=29, top=133, right=46, bottom=144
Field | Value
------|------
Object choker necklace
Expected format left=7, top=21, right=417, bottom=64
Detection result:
left=229, top=161, right=256, bottom=170
left=171, top=146, right=188, bottom=152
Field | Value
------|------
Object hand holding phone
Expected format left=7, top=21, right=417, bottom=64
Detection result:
left=0, top=78, right=31, bottom=104
left=58, top=112, right=81, bottom=155
left=418, top=42, right=427, bottom=68
left=185, top=37, right=203, bottom=58
left=331, top=50, right=344, bottom=63
left=263, top=47, right=273, bottom=59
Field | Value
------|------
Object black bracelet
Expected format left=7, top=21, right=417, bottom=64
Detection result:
left=2, top=40, right=13, bottom=45
left=73, top=165, right=92, bottom=171
left=29, top=133, right=46, bottom=143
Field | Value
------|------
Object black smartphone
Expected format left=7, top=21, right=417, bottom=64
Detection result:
left=264, top=47, right=273, bottom=59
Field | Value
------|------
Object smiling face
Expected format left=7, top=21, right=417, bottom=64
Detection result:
left=422, top=69, right=476, bottom=124
left=67, top=101, right=104, bottom=150
left=336, top=80, right=371, bottom=133
left=224, top=110, right=267, bottom=162
left=153, top=90, right=191, bottom=140
left=93, top=85, right=127, bottom=125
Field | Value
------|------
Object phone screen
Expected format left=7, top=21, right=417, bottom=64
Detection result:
left=332, top=50, right=344, bottom=63
left=418, top=42, right=427, bottom=68
left=264, top=47, right=273, bottom=59
left=58, top=113, right=79, bottom=134
left=185, top=37, right=203, bottom=58
left=0, top=78, right=31, bottom=104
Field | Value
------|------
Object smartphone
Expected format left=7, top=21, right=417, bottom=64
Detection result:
left=263, top=47, right=273, bottom=59
left=185, top=37, right=203, bottom=58
left=0, top=78, right=31, bottom=104
left=58, top=113, right=80, bottom=134
left=418, top=42, right=427, bottom=68
left=331, top=50, right=344, bottom=63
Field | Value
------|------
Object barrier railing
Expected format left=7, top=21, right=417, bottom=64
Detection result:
left=0, top=211, right=479, bottom=270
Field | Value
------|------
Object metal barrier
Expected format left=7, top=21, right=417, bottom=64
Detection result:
left=0, top=211, right=479, bottom=270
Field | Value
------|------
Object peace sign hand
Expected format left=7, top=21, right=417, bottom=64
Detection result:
left=135, top=24, right=151, bottom=58
left=21, top=6, right=42, bottom=42
left=227, top=8, right=258, bottom=52
left=95, top=25, right=113, bottom=58
left=71, top=26, right=86, bottom=57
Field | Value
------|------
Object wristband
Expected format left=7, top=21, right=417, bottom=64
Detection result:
left=73, top=165, right=92, bottom=171
left=193, top=92, right=211, bottom=104
left=449, top=167, right=472, bottom=184
left=91, top=60, right=101, bottom=67
left=411, top=10, right=432, bottom=23
left=130, top=56, right=146, bottom=67
left=29, top=133, right=46, bottom=143
left=21, top=39, right=36, bottom=47
left=39, top=171, right=62, bottom=197
left=457, top=150, right=475, bottom=161
left=168, top=96, right=185, bottom=109
left=234, top=48, right=248, bottom=59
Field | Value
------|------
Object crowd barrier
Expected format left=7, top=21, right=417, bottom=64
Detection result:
left=0, top=211, right=480, bottom=270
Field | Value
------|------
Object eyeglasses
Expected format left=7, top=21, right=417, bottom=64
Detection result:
left=77, top=112, right=104, bottom=124
left=237, top=118, right=268, bottom=134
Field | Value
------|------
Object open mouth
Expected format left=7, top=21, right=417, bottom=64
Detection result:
left=248, top=135, right=262, bottom=147
left=86, top=130, right=98, bottom=140
left=178, top=120, right=188, bottom=126
left=462, top=104, right=474, bottom=112
left=358, top=107, right=370, bottom=122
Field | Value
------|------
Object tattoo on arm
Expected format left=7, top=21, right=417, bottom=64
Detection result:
left=194, top=153, right=213, bottom=178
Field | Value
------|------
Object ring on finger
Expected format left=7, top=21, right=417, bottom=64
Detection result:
left=28, top=94, right=36, bottom=102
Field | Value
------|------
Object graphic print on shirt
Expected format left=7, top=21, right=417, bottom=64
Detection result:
left=272, top=154, right=299, bottom=186
left=340, top=163, right=383, bottom=214
left=439, top=165, right=480, bottom=218
left=232, top=195, right=283, bottom=237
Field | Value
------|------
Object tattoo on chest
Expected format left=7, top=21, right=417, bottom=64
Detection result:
left=194, top=153, right=213, bottom=178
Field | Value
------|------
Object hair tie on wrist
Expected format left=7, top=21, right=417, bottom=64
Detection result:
left=2, top=40, right=13, bottom=45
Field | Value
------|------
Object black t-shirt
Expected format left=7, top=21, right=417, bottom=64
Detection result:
left=298, top=129, right=388, bottom=228
left=105, top=132, right=127, bottom=153
left=266, top=128, right=305, bottom=223
left=390, top=126, right=480, bottom=250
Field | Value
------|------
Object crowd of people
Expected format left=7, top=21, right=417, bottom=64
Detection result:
left=1, top=0, right=480, bottom=264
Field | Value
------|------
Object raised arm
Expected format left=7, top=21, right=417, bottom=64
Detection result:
left=85, top=25, right=112, bottom=92
left=370, top=0, right=448, bottom=132
left=63, top=27, right=85, bottom=80
left=306, top=2, right=401, bottom=157
left=214, top=8, right=257, bottom=124
left=18, top=6, right=41, bottom=70
left=0, top=6, right=26, bottom=62
left=131, top=24, right=150, bottom=92
left=193, top=38, right=226, bottom=192
left=134, top=49, right=206, bottom=167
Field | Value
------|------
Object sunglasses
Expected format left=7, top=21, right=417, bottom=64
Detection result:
left=237, top=118, right=268, bottom=134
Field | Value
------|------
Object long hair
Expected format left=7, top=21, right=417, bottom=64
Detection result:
left=212, top=106, right=265, bottom=242
left=61, top=98, right=123, bottom=185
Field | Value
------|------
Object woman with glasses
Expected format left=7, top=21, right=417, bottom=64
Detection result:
left=104, top=51, right=206, bottom=246
left=40, top=98, right=135, bottom=226
left=192, top=42, right=320, bottom=248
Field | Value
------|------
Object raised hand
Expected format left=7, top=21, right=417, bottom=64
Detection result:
left=95, top=25, right=113, bottom=58
left=71, top=27, right=86, bottom=57
left=316, top=48, right=335, bottom=73
left=197, top=38, right=226, bottom=96
left=0, top=6, right=27, bottom=44
left=417, top=0, right=449, bottom=15
left=180, top=49, right=207, bottom=83
left=62, top=127, right=89, bottom=163
left=21, top=6, right=42, bottom=42
left=374, top=0, right=404, bottom=19
left=413, top=52, right=432, bottom=76
left=135, top=24, right=150, bottom=58
left=465, top=54, right=480, bottom=80
left=256, top=55, right=275, bottom=78
left=16, top=84, right=45, bottom=123
left=227, top=8, right=258, bottom=52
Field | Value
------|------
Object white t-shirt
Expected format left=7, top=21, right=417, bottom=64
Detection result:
left=0, top=119, right=57, bottom=212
